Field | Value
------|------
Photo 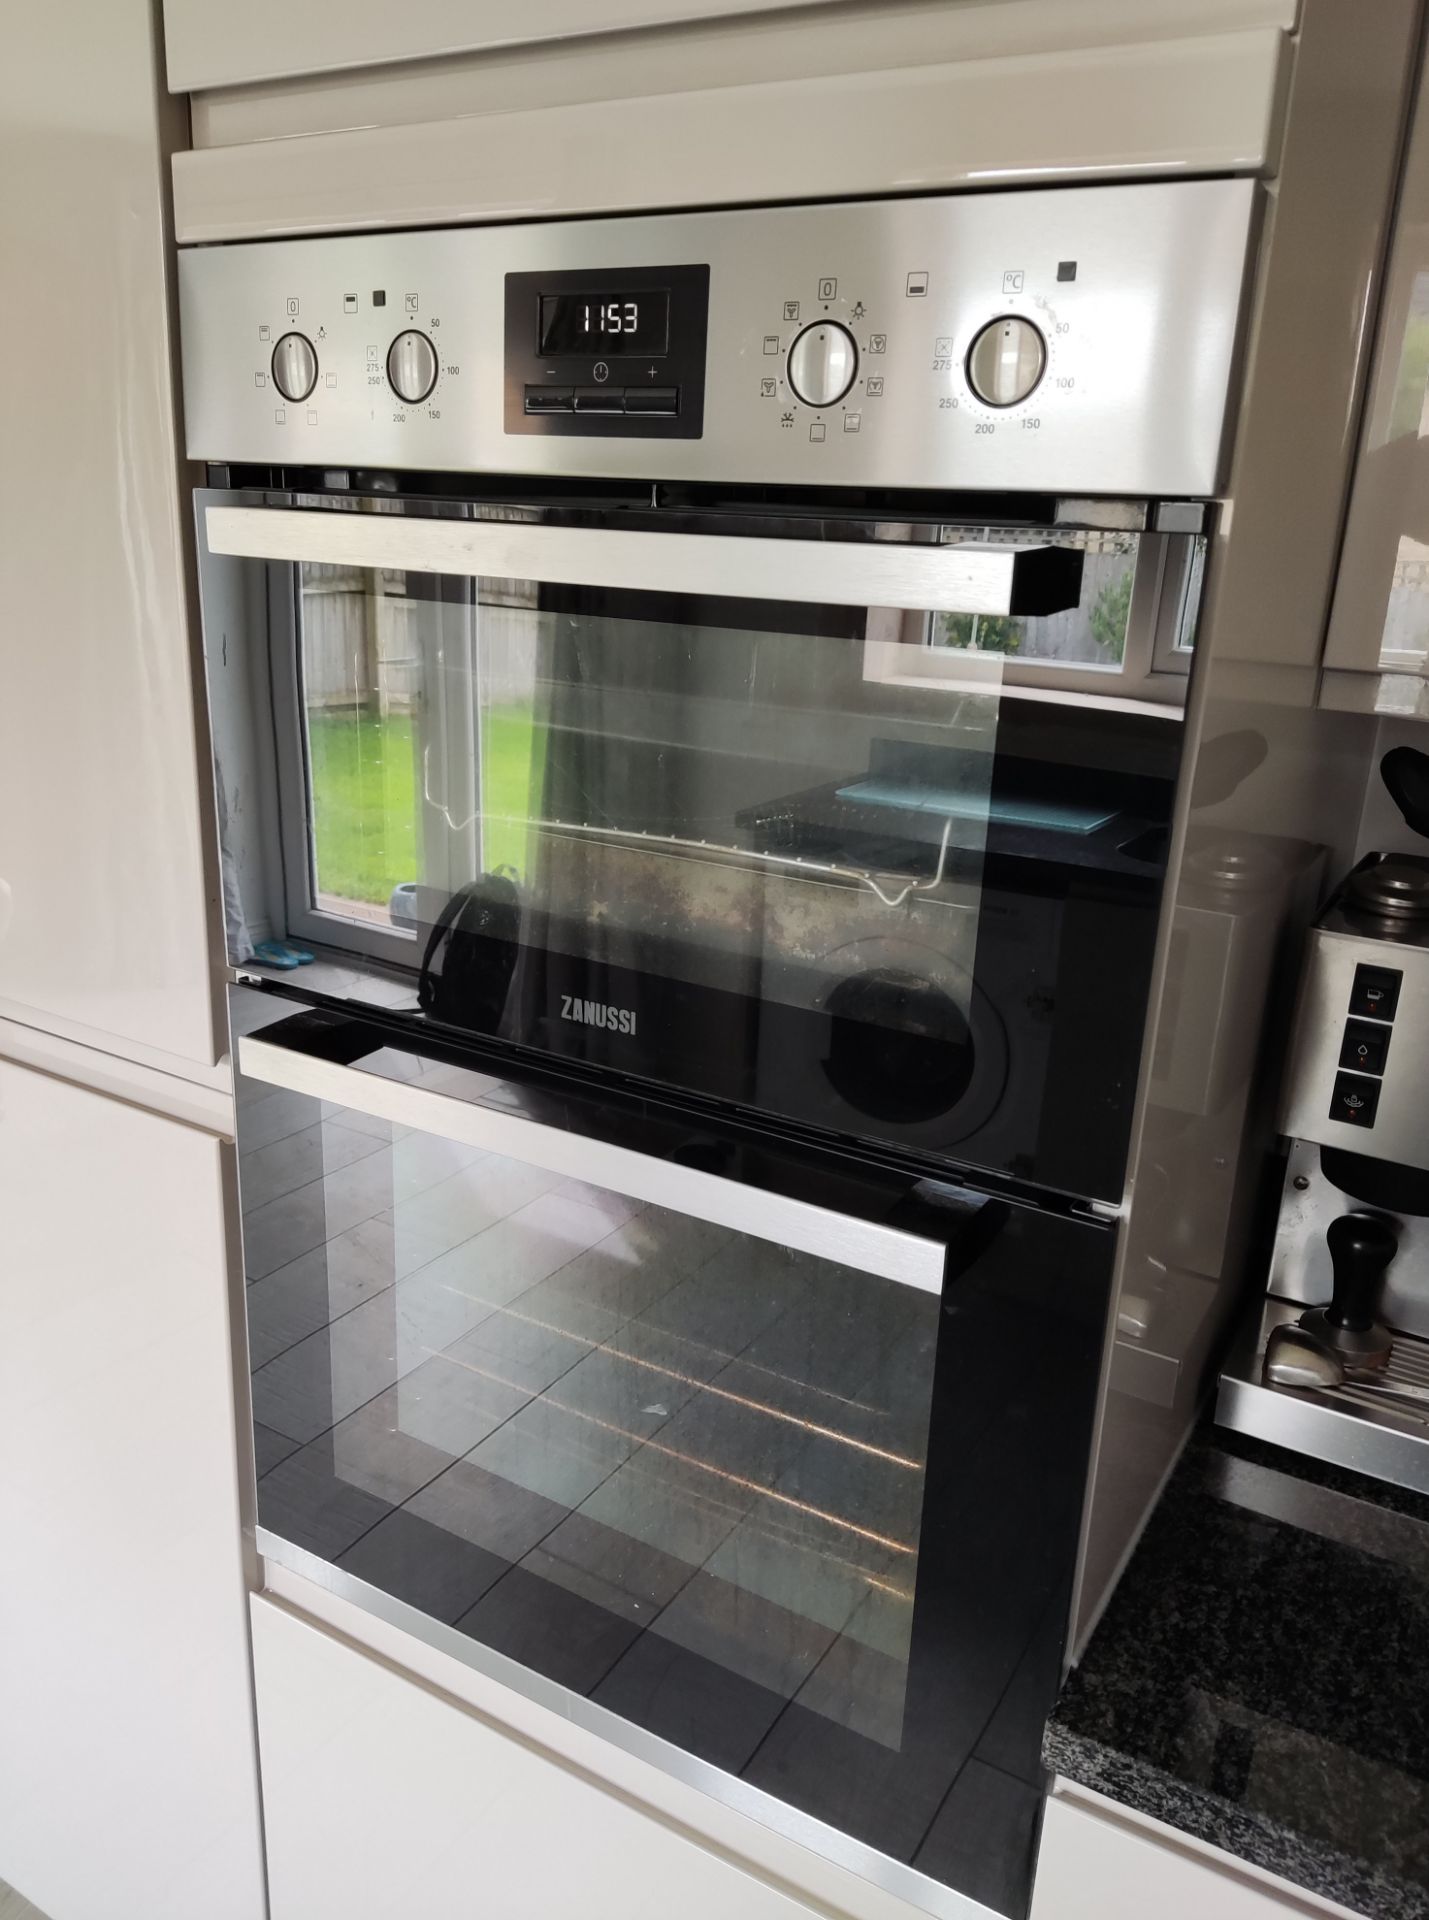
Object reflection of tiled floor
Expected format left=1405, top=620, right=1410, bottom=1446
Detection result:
left=239, top=1054, right=1014, bottom=1876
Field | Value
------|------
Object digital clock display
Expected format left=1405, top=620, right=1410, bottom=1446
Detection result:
left=538, top=290, right=671, bottom=357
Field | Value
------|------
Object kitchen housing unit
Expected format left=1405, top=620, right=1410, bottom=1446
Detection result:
left=179, top=180, right=1254, bottom=1917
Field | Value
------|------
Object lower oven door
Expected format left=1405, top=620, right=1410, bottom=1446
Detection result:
left=201, top=491, right=1191, bottom=1202
left=234, top=987, right=1116, bottom=1918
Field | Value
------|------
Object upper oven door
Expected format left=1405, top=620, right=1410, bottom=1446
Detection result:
left=198, top=492, right=1195, bottom=1202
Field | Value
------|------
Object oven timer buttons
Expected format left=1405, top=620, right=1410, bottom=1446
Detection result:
left=387, top=330, right=439, bottom=404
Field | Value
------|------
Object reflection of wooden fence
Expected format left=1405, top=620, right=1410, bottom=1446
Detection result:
left=299, top=566, right=539, bottom=712
left=1024, top=550, right=1130, bottom=663
left=300, top=568, right=417, bottom=713
left=298, top=542, right=1144, bottom=710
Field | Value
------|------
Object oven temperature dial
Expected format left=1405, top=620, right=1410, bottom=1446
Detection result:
left=786, top=322, right=858, bottom=409
left=271, top=332, right=318, bottom=402
left=966, top=317, right=1046, bottom=407
left=387, top=330, right=439, bottom=405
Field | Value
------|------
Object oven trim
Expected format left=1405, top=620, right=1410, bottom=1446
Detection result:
left=239, top=1027, right=948, bottom=1291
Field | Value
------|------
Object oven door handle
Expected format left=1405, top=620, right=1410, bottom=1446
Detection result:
left=236, top=1021, right=952, bottom=1295
left=204, top=504, right=1076, bottom=616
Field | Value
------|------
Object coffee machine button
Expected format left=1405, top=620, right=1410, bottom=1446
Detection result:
left=1348, top=962, right=1403, bottom=1021
left=1339, top=1018, right=1391, bottom=1075
left=1330, top=1071, right=1382, bottom=1127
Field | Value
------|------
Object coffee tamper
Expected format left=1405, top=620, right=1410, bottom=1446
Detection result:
left=1299, top=1212, right=1399, bottom=1371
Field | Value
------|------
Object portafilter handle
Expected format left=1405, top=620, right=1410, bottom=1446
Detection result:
left=1325, top=1212, right=1399, bottom=1333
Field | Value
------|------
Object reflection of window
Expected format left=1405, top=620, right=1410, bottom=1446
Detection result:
left=931, top=531, right=1138, bottom=671
left=865, top=529, right=1202, bottom=712
left=300, top=564, right=420, bottom=924
left=1389, top=270, right=1429, bottom=440
left=1382, top=535, right=1429, bottom=669
left=1171, top=538, right=1206, bottom=658
left=472, top=578, right=544, bottom=883
left=296, top=565, right=549, bottom=929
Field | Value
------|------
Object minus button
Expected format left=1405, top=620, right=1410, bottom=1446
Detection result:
left=524, top=385, right=574, bottom=413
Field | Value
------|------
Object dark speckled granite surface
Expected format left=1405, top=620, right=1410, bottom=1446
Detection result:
left=1047, top=1426, right=1429, bottom=1920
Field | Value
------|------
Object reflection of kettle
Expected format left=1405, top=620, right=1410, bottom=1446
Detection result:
left=418, top=870, right=523, bottom=1035
left=1339, top=747, right=1429, bottom=920
left=1381, top=745, right=1429, bottom=840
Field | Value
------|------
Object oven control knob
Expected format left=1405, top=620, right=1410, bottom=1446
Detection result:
left=270, top=331, right=318, bottom=402
left=786, top=321, right=858, bottom=409
left=966, top=317, right=1047, bottom=407
left=387, top=330, right=439, bottom=405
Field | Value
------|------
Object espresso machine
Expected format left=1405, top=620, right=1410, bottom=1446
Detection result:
left=1218, top=748, right=1429, bottom=1490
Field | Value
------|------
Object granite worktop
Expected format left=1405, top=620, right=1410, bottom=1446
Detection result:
left=1046, top=1426, right=1429, bottom=1920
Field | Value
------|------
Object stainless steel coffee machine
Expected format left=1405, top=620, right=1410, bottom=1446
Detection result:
left=1219, top=749, right=1429, bottom=1490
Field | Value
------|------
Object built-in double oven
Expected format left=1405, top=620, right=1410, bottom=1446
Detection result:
left=181, top=181, right=1255, bottom=1918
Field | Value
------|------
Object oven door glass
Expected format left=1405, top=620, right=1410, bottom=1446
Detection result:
left=235, top=990, right=1116, bottom=1916
left=202, top=494, right=1188, bottom=1197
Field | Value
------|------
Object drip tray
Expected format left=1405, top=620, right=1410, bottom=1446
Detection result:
left=1216, top=1298, right=1429, bottom=1496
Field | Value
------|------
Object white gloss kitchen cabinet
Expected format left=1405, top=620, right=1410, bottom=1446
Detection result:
left=162, top=0, right=820, bottom=91
left=253, top=1599, right=827, bottom=1920
left=159, top=0, right=1300, bottom=100
left=0, top=1061, right=265, bottom=1920
left=0, top=0, right=221, bottom=1074
left=252, top=1591, right=944, bottom=1920
left=168, top=4, right=1294, bottom=246
left=1320, top=35, right=1429, bottom=721
left=1030, top=1787, right=1366, bottom=1920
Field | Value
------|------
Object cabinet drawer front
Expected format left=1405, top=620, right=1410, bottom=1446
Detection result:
left=252, top=1594, right=830, bottom=1920
left=1031, top=1789, right=1366, bottom=1920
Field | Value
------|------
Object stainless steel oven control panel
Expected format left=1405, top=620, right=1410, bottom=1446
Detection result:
left=178, top=180, right=1256, bottom=495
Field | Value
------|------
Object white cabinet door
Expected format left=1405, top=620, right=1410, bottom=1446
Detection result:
left=252, top=1595, right=830, bottom=1920
left=0, top=0, right=221, bottom=1071
left=1032, top=1787, right=1365, bottom=1920
left=0, top=1062, right=265, bottom=1920
left=164, top=0, right=821, bottom=91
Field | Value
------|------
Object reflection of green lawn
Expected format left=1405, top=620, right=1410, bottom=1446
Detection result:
left=481, top=705, right=546, bottom=877
left=308, top=704, right=540, bottom=906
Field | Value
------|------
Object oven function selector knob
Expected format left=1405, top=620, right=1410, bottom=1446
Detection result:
left=786, top=321, right=858, bottom=409
left=966, top=316, right=1047, bottom=407
left=270, top=331, right=319, bottom=402
left=387, top=330, right=439, bottom=405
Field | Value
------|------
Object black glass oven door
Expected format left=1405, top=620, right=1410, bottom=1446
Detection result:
left=234, top=989, right=1116, bottom=1917
left=200, top=492, right=1192, bottom=1199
